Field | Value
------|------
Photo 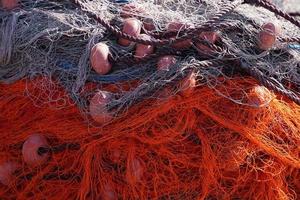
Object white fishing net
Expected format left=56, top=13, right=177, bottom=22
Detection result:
left=0, top=0, right=299, bottom=120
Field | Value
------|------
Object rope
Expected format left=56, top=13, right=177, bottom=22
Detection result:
left=241, top=61, right=300, bottom=105
left=112, top=47, right=183, bottom=68
left=70, top=0, right=300, bottom=106
left=71, top=0, right=243, bottom=45
left=245, top=0, right=300, bottom=29
left=107, top=60, right=217, bottom=111
left=148, top=21, right=239, bottom=39
left=278, top=36, right=300, bottom=43
left=288, top=12, right=300, bottom=17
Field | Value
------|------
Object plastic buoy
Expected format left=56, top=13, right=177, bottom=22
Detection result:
left=199, top=31, right=219, bottom=43
left=167, top=22, right=193, bottom=49
left=180, top=71, right=196, bottom=96
left=143, top=18, right=155, bottom=31
left=102, top=183, right=117, bottom=200
left=196, top=31, right=219, bottom=54
left=247, top=86, right=273, bottom=107
left=89, top=91, right=113, bottom=124
left=118, top=18, right=142, bottom=47
left=127, top=158, right=143, bottom=183
left=135, top=34, right=154, bottom=59
left=157, top=55, right=176, bottom=71
left=111, top=150, right=122, bottom=163
left=0, top=161, right=18, bottom=186
left=22, top=134, right=50, bottom=167
left=1, top=0, right=19, bottom=10
left=90, top=43, right=112, bottom=75
left=258, top=22, right=281, bottom=50
left=120, top=3, right=144, bottom=18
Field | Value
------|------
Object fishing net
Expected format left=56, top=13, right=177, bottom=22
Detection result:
left=0, top=0, right=300, bottom=199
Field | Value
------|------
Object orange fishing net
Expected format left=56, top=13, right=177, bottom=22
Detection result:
left=0, top=77, right=299, bottom=199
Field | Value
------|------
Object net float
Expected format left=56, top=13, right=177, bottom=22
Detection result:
left=258, top=22, right=281, bottom=50
left=1, top=0, right=19, bottom=10
left=22, top=134, right=50, bottom=167
left=199, top=31, right=219, bottom=43
left=157, top=55, right=177, bottom=71
left=167, top=22, right=193, bottom=49
left=143, top=18, right=156, bottom=31
left=89, top=90, right=113, bottom=124
left=121, top=3, right=154, bottom=31
left=118, top=18, right=142, bottom=47
left=247, top=86, right=274, bottom=107
left=196, top=31, right=219, bottom=54
left=101, top=183, right=117, bottom=200
left=180, top=71, right=196, bottom=96
left=221, top=142, right=248, bottom=170
left=134, top=34, right=154, bottom=59
left=127, top=158, right=143, bottom=183
left=0, top=161, right=18, bottom=186
left=158, top=86, right=174, bottom=99
left=90, top=43, right=112, bottom=75
left=111, top=149, right=122, bottom=163
left=120, top=2, right=144, bottom=18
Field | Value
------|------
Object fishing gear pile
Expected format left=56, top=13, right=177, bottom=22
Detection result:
left=0, top=0, right=300, bottom=199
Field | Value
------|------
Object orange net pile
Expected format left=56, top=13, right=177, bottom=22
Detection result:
left=0, top=76, right=299, bottom=199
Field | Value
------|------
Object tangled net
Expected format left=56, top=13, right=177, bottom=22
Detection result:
left=0, top=0, right=300, bottom=199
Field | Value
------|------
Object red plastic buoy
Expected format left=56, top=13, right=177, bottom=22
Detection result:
left=127, top=158, right=143, bottom=183
left=247, top=86, right=273, bottom=107
left=180, top=71, right=196, bottom=96
left=101, top=183, right=117, bottom=200
left=111, top=149, right=122, bottom=163
left=167, top=22, right=193, bottom=49
left=22, top=134, right=49, bottom=167
left=135, top=34, right=154, bottom=59
left=258, top=22, right=281, bottom=50
left=143, top=18, right=156, bottom=31
left=90, top=43, right=112, bottom=75
left=120, top=3, right=144, bottom=19
left=157, top=55, right=177, bottom=71
left=196, top=31, right=219, bottom=54
left=118, top=18, right=142, bottom=47
left=0, top=161, right=18, bottom=186
left=1, top=0, right=19, bottom=10
left=89, top=91, right=113, bottom=124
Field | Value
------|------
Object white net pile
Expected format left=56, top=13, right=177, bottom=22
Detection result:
left=0, top=0, right=299, bottom=119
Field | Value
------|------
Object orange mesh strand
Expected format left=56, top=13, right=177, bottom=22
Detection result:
left=0, top=77, right=299, bottom=199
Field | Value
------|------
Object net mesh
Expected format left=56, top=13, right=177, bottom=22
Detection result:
left=1, top=77, right=300, bottom=199
left=0, top=0, right=300, bottom=199
left=0, top=0, right=299, bottom=113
